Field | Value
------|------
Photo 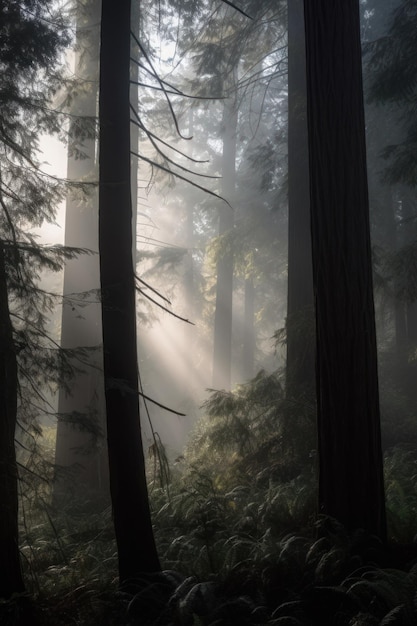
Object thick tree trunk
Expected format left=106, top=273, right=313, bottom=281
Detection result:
left=0, top=242, right=24, bottom=598
left=99, top=0, right=160, bottom=579
left=286, top=0, right=315, bottom=395
left=212, top=101, right=236, bottom=391
left=304, top=0, right=386, bottom=538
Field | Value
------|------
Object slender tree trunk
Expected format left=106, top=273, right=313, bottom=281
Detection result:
left=242, top=276, right=255, bottom=381
left=400, top=193, right=417, bottom=399
left=392, top=196, right=407, bottom=365
left=304, top=0, right=386, bottom=539
left=184, top=109, right=196, bottom=327
left=0, top=242, right=24, bottom=598
left=131, top=0, right=140, bottom=259
left=99, top=0, right=160, bottom=579
left=212, top=101, right=236, bottom=390
left=286, top=0, right=315, bottom=395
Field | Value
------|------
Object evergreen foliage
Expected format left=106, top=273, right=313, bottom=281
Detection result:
left=365, top=0, right=417, bottom=186
left=3, top=0, right=417, bottom=622
left=0, top=0, right=97, bottom=605
left=0, top=0, right=89, bottom=423
left=13, top=368, right=417, bottom=622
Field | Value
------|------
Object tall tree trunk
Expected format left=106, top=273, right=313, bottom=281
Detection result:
left=0, top=242, right=24, bottom=598
left=55, top=0, right=108, bottom=502
left=212, top=101, right=237, bottom=390
left=242, top=276, right=255, bottom=381
left=394, top=195, right=408, bottom=368
left=99, top=0, right=160, bottom=579
left=286, top=0, right=315, bottom=395
left=131, top=0, right=140, bottom=259
left=400, top=192, right=417, bottom=399
left=304, top=0, right=386, bottom=539
left=184, top=109, right=196, bottom=334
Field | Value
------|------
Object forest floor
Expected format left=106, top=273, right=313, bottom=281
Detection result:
left=4, top=537, right=417, bottom=626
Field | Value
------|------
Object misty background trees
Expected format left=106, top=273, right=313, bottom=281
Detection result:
left=3, top=0, right=417, bottom=623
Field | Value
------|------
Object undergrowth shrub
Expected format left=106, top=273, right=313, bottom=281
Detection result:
left=14, top=369, right=417, bottom=624
left=384, top=445, right=417, bottom=543
left=150, top=370, right=318, bottom=580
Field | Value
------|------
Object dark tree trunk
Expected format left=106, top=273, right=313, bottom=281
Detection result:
left=0, top=242, right=24, bottom=598
left=393, top=195, right=408, bottom=365
left=212, top=101, right=236, bottom=390
left=304, top=0, right=386, bottom=539
left=286, top=0, right=315, bottom=395
left=99, top=0, right=160, bottom=579
left=395, top=300, right=407, bottom=357
left=400, top=193, right=417, bottom=398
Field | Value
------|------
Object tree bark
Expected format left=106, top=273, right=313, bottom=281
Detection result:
left=0, top=242, right=24, bottom=598
left=304, top=0, right=386, bottom=539
left=286, top=0, right=315, bottom=395
left=99, top=0, right=160, bottom=579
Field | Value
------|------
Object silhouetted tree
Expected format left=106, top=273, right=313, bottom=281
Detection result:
left=0, top=0, right=72, bottom=599
left=365, top=0, right=417, bottom=401
left=304, top=0, right=386, bottom=538
left=98, top=0, right=160, bottom=580
left=0, top=242, right=24, bottom=598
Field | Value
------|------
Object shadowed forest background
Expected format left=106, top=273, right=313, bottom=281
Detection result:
left=3, top=0, right=417, bottom=624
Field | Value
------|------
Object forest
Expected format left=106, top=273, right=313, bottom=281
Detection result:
left=2, top=0, right=417, bottom=624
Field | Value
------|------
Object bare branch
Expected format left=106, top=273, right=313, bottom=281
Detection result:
left=135, top=124, right=220, bottom=180
left=134, top=273, right=171, bottom=304
left=130, top=80, right=223, bottom=101
left=136, top=285, right=195, bottom=325
left=139, top=392, right=186, bottom=417
left=130, top=109, right=209, bottom=164
left=130, top=32, right=192, bottom=140
left=220, top=0, right=253, bottom=19
left=134, top=152, right=232, bottom=208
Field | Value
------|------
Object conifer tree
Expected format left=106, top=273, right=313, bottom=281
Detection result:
left=365, top=0, right=417, bottom=399
left=0, top=0, right=73, bottom=599
left=304, top=0, right=386, bottom=538
left=99, top=0, right=160, bottom=580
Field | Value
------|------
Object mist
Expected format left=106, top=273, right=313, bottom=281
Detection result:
left=8, top=0, right=417, bottom=621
